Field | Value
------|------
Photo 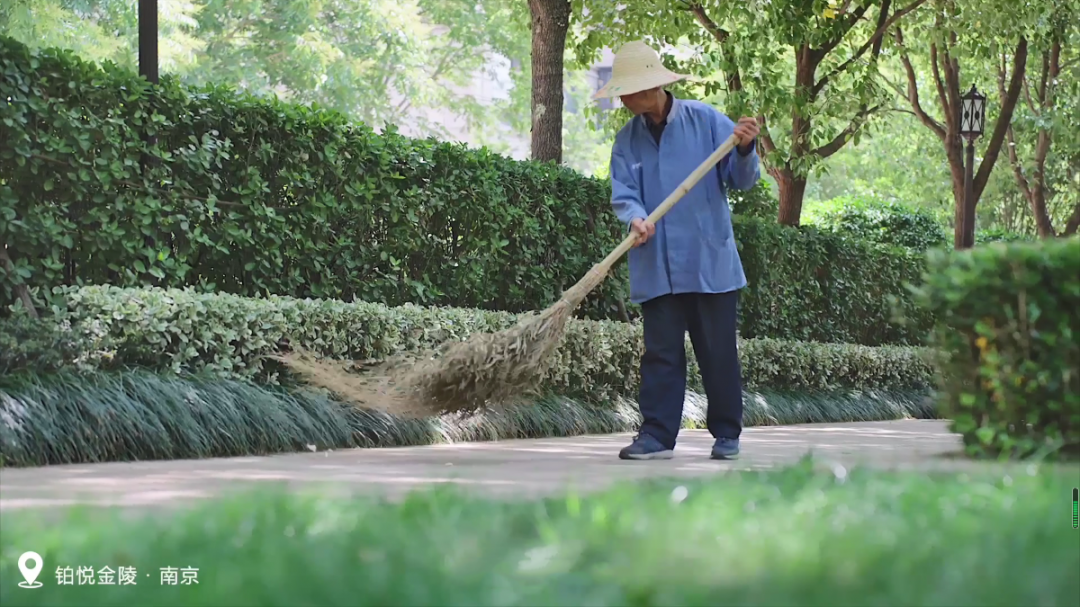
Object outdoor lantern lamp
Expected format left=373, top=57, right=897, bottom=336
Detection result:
left=959, top=84, right=986, bottom=141
left=958, top=84, right=987, bottom=249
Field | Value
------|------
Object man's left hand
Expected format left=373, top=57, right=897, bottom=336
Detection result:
left=734, top=117, right=760, bottom=154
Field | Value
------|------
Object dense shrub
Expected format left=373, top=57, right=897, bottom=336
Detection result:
left=36, top=285, right=936, bottom=407
left=1, top=37, right=930, bottom=345
left=910, top=237, right=1080, bottom=459
left=805, top=195, right=949, bottom=251
left=975, top=228, right=1034, bottom=244
left=727, top=178, right=779, bottom=219
left=733, top=217, right=932, bottom=346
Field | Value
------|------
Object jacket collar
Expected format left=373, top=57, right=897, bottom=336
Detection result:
left=640, top=91, right=681, bottom=128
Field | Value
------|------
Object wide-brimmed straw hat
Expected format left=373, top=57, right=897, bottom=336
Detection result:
left=593, top=41, right=690, bottom=99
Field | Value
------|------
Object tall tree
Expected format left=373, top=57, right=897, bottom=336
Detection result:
left=889, top=0, right=1071, bottom=248
left=572, top=0, right=926, bottom=226
left=527, top=0, right=571, bottom=163
left=1000, top=7, right=1080, bottom=237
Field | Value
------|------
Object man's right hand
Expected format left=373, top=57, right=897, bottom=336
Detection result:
left=630, top=217, right=655, bottom=247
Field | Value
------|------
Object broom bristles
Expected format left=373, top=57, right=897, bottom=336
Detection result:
left=275, top=264, right=610, bottom=418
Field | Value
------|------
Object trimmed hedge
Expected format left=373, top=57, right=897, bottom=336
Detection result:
left=0, top=37, right=932, bottom=345
left=25, top=285, right=936, bottom=404
left=0, top=369, right=934, bottom=467
left=911, top=237, right=1080, bottom=459
left=732, top=217, right=932, bottom=346
left=0, top=286, right=937, bottom=466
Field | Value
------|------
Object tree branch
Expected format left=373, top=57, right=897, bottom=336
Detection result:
left=930, top=43, right=954, bottom=131
left=1004, top=124, right=1032, bottom=200
left=895, top=27, right=945, bottom=139
left=942, top=33, right=963, bottom=132
left=1021, top=72, right=1040, bottom=115
left=887, top=107, right=919, bottom=117
left=1033, top=41, right=1060, bottom=170
left=997, top=57, right=1030, bottom=202
left=974, top=36, right=1029, bottom=200
left=1037, top=44, right=1050, bottom=104
left=812, top=103, right=882, bottom=158
left=757, top=114, right=778, bottom=156
left=812, top=0, right=925, bottom=96
left=685, top=1, right=729, bottom=42
left=686, top=2, right=743, bottom=92
left=814, top=4, right=871, bottom=59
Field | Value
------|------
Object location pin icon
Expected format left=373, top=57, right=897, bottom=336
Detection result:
left=18, top=551, right=44, bottom=588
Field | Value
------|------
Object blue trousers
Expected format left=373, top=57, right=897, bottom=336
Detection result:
left=637, top=291, right=743, bottom=450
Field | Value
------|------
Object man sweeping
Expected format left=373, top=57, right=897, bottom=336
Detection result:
left=593, top=41, right=761, bottom=461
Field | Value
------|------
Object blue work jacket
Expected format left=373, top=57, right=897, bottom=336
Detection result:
left=609, top=96, right=760, bottom=304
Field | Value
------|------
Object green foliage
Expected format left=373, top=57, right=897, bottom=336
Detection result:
left=1, top=38, right=935, bottom=345
left=910, top=237, right=1080, bottom=459
left=975, top=228, right=1036, bottom=244
left=733, top=217, right=934, bottom=346
left=0, top=368, right=934, bottom=467
left=728, top=178, right=780, bottom=219
left=35, top=286, right=936, bottom=405
left=0, top=0, right=529, bottom=141
left=804, top=195, right=949, bottom=251
left=0, top=313, right=113, bottom=375
left=570, top=0, right=907, bottom=186
left=0, top=36, right=631, bottom=322
left=1, top=465, right=1077, bottom=606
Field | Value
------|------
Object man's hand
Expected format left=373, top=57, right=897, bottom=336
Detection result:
left=630, top=217, right=655, bottom=247
left=734, top=117, right=760, bottom=154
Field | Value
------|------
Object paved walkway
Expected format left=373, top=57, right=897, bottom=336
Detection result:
left=0, top=420, right=995, bottom=511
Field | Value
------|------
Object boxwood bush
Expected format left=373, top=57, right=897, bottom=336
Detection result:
left=23, top=285, right=936, bottom=406
left=0, top=284, right=937, bottom=466
left=0, top=37, right=932, bottom=346
left=910, top=237, right=1080, bottom=459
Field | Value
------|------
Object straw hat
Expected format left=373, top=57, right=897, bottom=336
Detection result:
left=593, top=41, right=690, bottom=99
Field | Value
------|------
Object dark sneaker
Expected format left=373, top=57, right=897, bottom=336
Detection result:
left=618, top=433, right=674, bottom=460
left=711, top=437, right=740, bottom=460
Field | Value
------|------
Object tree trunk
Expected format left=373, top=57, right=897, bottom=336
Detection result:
left=775, top=46, right=817, bottom=227
left=1064, top=203, right=1080, bottom=236
left=947, top=143, right=966, bottom=247
left=527, top=0, right=570, bottom=164
left=773, top=167, right=808, bottom=226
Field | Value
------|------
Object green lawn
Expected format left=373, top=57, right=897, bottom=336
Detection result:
left=1, top=461, right=1077, bottom=606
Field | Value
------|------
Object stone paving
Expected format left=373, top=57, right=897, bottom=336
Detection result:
left=0, top=419, right=1011, bottom=511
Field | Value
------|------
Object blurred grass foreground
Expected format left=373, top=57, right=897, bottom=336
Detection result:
left=1, top=461, right=1077, bottom=606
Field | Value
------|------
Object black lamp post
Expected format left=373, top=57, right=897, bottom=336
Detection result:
left=138, top=0, right=158, bottom=84
left=138, top=0, right=158, bottom=173
left=958, top=84, right=986, bottom=248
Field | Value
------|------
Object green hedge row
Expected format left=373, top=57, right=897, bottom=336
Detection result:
left=0, top=37, right=932, bottom=346
left=911, top=237, right=1080, bottom=459
left=0, top=369, right=934, bottom=467
left=12, top=285, right=936, bottom=405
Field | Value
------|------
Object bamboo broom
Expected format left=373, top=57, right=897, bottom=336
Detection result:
left=276, top=133, right=743, bottom=418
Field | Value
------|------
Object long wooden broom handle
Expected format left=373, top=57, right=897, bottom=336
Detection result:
left=595, top=132, right=741, bottom=273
